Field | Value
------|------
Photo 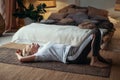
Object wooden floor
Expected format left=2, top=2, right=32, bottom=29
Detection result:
left=0, top=25, right=120, bottom=80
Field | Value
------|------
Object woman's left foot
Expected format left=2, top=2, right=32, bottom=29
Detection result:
left=90, top=57, right=109, bottom=68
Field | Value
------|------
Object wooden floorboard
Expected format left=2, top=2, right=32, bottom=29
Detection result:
left=0, top=25, right=120, bottom=80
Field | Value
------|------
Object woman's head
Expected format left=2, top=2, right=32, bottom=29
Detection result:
left=22, top=43, right=40, bottom=56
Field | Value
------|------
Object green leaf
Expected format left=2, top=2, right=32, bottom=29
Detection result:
left=28, top=4, right=34, bottom=11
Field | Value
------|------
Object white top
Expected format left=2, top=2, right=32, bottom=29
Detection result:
left=34, top=42, right=71, bottom=63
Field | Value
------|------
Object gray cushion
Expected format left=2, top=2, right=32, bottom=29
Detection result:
left=56, top=18, right=75, bottom=25
left=48, top=13, right=68, bottom=20
left=67, top=12, right=88, bottom=25
left=40, top=19, right=57, bottom=24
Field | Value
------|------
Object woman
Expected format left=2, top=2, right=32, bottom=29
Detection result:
left=16, top=28, right=109, bottom=68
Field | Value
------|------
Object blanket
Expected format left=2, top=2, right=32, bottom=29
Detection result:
left=12, top=23, right=107, bottom=46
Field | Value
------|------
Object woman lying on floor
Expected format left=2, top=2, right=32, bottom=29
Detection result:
left=15, top=28, right=110, bottom=68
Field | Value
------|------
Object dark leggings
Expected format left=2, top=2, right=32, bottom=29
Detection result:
left=68, top=28, right=101, bottom=64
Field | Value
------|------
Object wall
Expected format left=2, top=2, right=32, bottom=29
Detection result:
left=80, top=0, right=120, bottom=18
left=46, top=0, right=79, bottom=12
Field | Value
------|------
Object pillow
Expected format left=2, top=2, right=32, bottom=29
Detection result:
left=48, top=13, right=68, bottom=20
left=56, top=18, right=75, bottom=25
left=82, top=19, right=99, bottom=24
left=90, top=15, right=108, bottom=21
left=75, top=8, right=88, bottom=13
left=67, top=8, right=76, bottom=14
left=88, top=6, right=108, bottom=18
left=78, top=21, right=96, bottom=29
left=40, top=19, right=57, bottom=24
left=58, top=4, right=77, bottom=13
left=67, top=8, right=88, bottom=14
left=67, top=12, right=89, bottom=24
left=66, top=13, right=74, bottom=18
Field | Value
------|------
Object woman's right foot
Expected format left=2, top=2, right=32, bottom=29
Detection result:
left=90, top=57, right=109, bottom=68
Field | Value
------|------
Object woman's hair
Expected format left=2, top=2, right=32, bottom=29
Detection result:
left=22, top=45, right=32, bottom=56
left=21, top=43, right=40, bottom=56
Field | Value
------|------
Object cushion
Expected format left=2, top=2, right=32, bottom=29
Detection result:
left=58, top=4, right=77, bottom=13
left=78, top=21, right=96, bottom=29
left=90, top=15, right=108, bottom=21
left=40, top=19, right=57, bottom=24
left=48, top=13, right=68, bottom=20
left=75, top=8, right=88, bottom=13
left=67, top=8, right=76, bottom=14
left=88, top=6, right=108, bottom=18
left=67, top=12, right=89, bottom=24
left=82, top=19, right=99, bottom=24
left=67, top=8, right=87, bottom=14
left=56, top=18, right=75, bottom=25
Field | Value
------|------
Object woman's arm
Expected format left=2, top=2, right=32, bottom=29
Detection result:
left=16, top=51, right=35, bottom=62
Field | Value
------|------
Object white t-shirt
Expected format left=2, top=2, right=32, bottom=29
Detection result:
left=34, top=42, right=71, bottom=63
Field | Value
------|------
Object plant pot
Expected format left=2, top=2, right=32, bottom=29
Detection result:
left=24, top=18, right=34, bottom=25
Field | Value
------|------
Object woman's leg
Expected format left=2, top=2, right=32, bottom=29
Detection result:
left=91, top=28, right=101, bottom=57
left=67, top=28, right=101, bottom=64
left=91, top=28, right=110, bottom=64
left=90, top=28, right=109, bottom=67
left=68, top=28, right=109, bottom=67
left=67, top=40, right=92, bottom=64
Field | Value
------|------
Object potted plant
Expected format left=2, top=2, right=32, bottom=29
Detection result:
left=13, top=0, right=46, bottom=25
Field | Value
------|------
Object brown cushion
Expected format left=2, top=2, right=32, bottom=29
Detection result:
left=88, top=6, right=108, bottom=18
left=40, top=19, right=57, bottom=24
left=48, top=13, right=68, bottom=20
left=78, top=21, right=96, bottom=29
left=75, top=8, right=88, bottom=13
left=67, top=8, right=87, bottom=14
left=56, top=18, right=75, bottom=25
left=90, top=15, right=108, bottom=21
left=67, top=8, right=76, bottom=14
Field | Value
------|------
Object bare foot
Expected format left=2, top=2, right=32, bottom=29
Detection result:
left=90, top=57, right=109, bottom=68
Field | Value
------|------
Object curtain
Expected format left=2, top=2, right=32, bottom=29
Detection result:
left=0, top=0, right=5, bottom=19
left=0, top=0, right=16, bottom=33
left=3, top=0, right=16, bottom=33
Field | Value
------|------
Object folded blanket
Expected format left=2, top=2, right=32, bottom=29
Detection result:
left=12, top=23, right=107, bottom=46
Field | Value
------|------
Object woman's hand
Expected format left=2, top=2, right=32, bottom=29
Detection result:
left=15, top=49, right=36, bottom=62
left=16, top=49, right=23, bottom=60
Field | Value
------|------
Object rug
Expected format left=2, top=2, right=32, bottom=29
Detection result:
left=0, top=47, right=111, bottom=77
